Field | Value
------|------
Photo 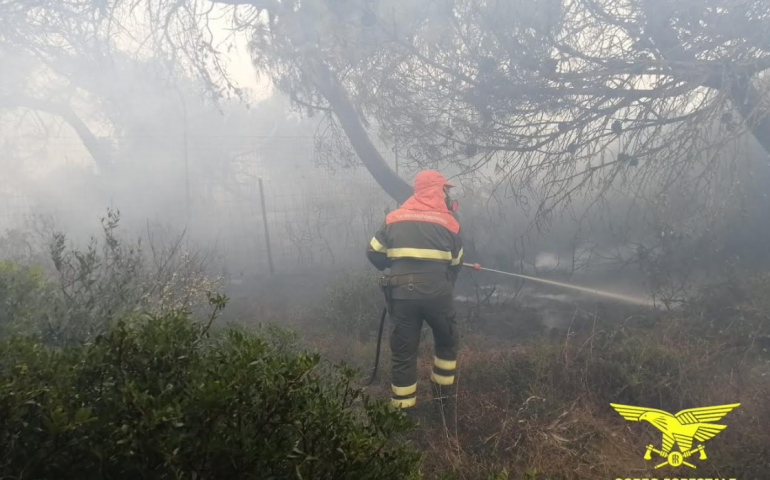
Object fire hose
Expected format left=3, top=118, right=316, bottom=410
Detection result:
left=363, top=306, right=388, bottom=386
left=363, top=262, right=653, bottom=385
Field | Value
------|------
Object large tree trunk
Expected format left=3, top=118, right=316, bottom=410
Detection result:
left=304, top=56, right=412, bottom=204
left=729, top=80, right=770, bottom=155
left=0, top=94, right=112, bottom=170
left=208, top=2, right=411, bottom=201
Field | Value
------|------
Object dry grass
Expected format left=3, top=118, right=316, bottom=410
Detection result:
left=296, top=272, right=770, bottom=479
left=399, top=329, right=770, bottom=479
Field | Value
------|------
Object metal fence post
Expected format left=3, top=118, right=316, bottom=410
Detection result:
left=258, top=178, right=275, bottom=275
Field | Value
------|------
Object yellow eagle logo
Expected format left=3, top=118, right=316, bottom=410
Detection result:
left=610, top=403, right=740, bottom=469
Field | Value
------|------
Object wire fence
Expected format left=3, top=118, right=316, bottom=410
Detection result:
left=0, top=134, right=400, bottom=278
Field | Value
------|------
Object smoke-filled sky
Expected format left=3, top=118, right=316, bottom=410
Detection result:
left=2, top=0, right=770, bottom=300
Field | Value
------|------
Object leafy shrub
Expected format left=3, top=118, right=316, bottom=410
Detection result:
left=0, top=261, right=51, bottom=337
left=0, top=208, right=222, bottom=344
left=684, top=273, right=770, bottom=356
left=0, top=307, right=420, bottom=479
left=324, top=269, right=385, bottom=341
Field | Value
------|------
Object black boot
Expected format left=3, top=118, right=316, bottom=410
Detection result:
left=399, top=400, right=430, bottom=427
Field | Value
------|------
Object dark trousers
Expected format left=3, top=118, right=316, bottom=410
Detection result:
left=389, top=295, right=458, bottom=408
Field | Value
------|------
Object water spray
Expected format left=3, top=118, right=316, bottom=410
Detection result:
left=463, top=263, right=654, bottom=307
left=364, top=261, right=655, bottom=386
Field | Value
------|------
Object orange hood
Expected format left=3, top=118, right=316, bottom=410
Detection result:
left=400, top=170, right=453, bottom=212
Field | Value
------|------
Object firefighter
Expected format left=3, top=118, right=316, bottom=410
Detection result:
left=366, top=170, right=463, bottom=410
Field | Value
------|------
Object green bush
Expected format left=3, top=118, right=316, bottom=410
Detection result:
left=0, top=261, right=51, bottom=337
left=324, top=269, right=385, bottom=341
left=0, top=309, right=420, bottom=479
left=0, top=208, right=222, bottom=344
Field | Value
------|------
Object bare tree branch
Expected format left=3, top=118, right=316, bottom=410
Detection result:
left=0, top=94, right=112, bottom=169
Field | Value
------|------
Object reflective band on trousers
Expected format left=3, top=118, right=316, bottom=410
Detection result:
left=431, top=371, right=455, bottom=385
left=370, top=237, right=386, bottom=253
left=391, top=383, right=417, bottom=396
left=434, top=357, right=457, bottom=370
left=387, top=247, right=452, bottom=261
left=391, top=397, right=417, bottom=409
left=451, top=247, right=464, bottom=266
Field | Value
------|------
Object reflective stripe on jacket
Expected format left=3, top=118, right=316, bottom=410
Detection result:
left=366, top=171, right=463, bottom=298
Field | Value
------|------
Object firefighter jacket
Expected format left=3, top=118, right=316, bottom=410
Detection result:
left=366, top=171, right=463, bottom=299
